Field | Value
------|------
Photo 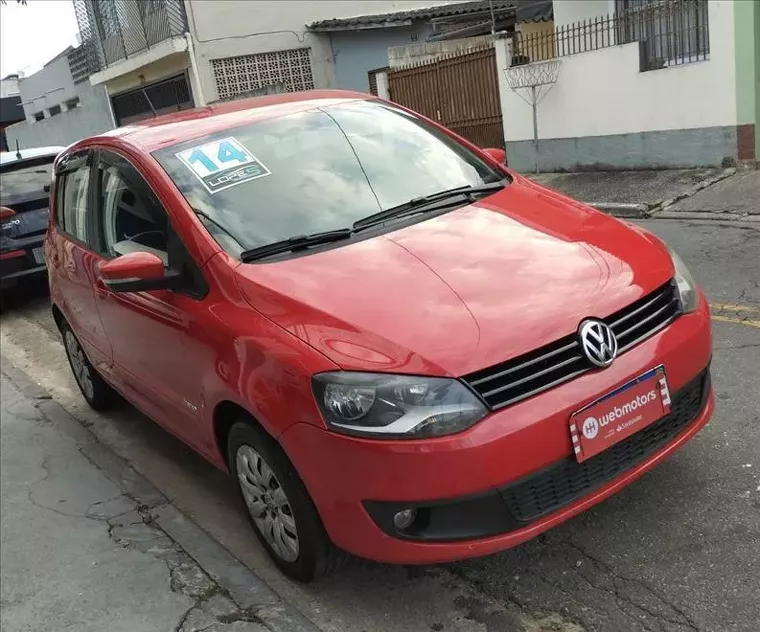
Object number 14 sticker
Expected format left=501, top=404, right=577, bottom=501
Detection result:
left=176, top=137, right=271, bottom=194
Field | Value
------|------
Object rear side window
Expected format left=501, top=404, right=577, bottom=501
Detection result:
left=57, top=166, right=90, bottom=242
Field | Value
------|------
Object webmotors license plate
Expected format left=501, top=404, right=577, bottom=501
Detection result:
left=32, top=247, right=44, bottom=264
left=570, top=366, right=672, bottom=463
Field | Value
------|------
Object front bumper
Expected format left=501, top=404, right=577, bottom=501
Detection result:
left=280, top=294, right=713, bottom=564
left=363, top=368, right=710, bottom=542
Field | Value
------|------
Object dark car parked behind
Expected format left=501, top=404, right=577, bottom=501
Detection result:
left=1, top=146, right=64, bottom=290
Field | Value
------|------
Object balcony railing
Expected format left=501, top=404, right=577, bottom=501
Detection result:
left=512, top=0, right=709, bottom=72
left=73, top=0, right=188, bottom=75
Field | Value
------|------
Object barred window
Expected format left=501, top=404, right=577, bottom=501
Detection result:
left=616, top=0, right=709, bottom=66
left=211, top=48, right=314, bottom=101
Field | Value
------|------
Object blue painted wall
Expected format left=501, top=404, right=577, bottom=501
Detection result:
left=330, top=23, right=433, bottom=93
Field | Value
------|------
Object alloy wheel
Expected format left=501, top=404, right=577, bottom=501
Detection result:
left=64, top=330, right=94, bottom=401
left=236, top=444, right=300, bottom=562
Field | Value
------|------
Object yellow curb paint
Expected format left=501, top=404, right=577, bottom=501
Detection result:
left=711, top=315, right=760, bottom=330
left=712, top=303, right=760, bottom=313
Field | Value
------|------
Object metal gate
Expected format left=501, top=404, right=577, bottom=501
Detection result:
left=388, top=47, right=504, bottom=149
left=111, top=73, right=193, bottom=126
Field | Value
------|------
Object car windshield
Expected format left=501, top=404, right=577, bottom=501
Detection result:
left=153, top=100, right=504, bottom=255
left=0, top=157, right=55, bottom=205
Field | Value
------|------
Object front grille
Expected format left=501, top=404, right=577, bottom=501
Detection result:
left=463, top=281, right=681, bottom=410
left=501, top=369, right=710, bottom=523
left=607, top=280, right=681, bottom=350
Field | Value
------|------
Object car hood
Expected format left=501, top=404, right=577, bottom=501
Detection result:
left=234, top=177, right=674, bottom=376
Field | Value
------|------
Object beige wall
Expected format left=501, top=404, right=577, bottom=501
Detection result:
left=519, top=20, right=555, bottom=39
left=516, top=20, right=556, bottom=61
left=388, top=35, right=494, bottom=68
left=552, top=0, right=615, bottom=27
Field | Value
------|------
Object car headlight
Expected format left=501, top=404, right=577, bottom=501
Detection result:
left=312, top=373, right=487, bottom=439
left=668, top=246, right=699, bottom=313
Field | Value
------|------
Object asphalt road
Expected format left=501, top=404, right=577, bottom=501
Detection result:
left=1, top=217, right=758, bottom=632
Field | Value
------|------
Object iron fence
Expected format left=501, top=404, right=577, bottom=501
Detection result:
left=73, top=0, right=188, bottom=76
left=513, top=0, right=709, bottom=72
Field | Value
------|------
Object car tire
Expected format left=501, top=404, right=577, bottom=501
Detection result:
left=228, top=419, right=346, bottom=582
left=60, top=321, right=118, bottom=411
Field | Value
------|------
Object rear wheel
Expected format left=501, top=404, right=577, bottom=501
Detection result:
left=61, top=322, right=117, bottom=411
left=227, top=419, right=345, bottom=582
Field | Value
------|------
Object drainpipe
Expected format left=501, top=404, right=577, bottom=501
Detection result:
left=184, top=31, right=205, bottom=107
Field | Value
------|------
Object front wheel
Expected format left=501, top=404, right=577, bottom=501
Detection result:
left=228, top=420, right=345, bottom=582
left=61, top=322, right=117, bottom=411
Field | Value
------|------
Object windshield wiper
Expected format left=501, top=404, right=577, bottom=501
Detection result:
left=240, top=228, right=353, bottom=262
left=352, top=181, right=506, bottom=231
left=192, top=208, right=241, bottom=241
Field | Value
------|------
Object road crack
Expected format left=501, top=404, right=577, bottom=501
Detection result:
left=441, top=563, right=586, bottom=631
left=174, top=603, right=196, bottom=632
left=565, top=541, right=699, bottom=631
left=25, top=456, right=126, bottom=521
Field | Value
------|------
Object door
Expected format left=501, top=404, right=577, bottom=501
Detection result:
left=89, top=149, right=204, bottom=444
left=387, top=47, right=505, bottom=149
left=49, top=151, right=112, bottom=374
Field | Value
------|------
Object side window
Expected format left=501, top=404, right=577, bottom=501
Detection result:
left=58, top=166, right=91, bottom=242
left=95, top=153, right=168, bottom=264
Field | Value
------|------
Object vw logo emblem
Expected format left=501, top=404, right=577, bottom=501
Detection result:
left=578, top=319, right=618, bottom=368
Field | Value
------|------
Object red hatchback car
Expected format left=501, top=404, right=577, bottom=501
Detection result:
left=46, top=91, right=714, bottom=582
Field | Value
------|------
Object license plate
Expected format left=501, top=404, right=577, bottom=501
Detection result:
left=32, top=247, right=44, bottom=264
left=570, top=366, right=672, bottom=463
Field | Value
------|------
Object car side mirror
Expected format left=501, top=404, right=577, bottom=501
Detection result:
left=482, top=147, right=507, bottom=165
left=100, top=251, right=184, bottom=293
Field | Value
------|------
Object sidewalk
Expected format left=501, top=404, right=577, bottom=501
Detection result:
left=0, top=369, right=317, bottom=632
left=525, top=167, right=742, bottom=218
left=662, top=169, right=760, bottom=217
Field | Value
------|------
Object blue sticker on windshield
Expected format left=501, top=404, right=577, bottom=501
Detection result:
left=176, top=137, right=270, bottom=194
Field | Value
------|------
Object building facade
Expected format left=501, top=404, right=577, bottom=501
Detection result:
left=71, top=0, right=464, bottom=124
left=308, top=1, right=518, bottom=93
left=498, top=0, right=760, bottom=170
left=4, top=46, right=114, bottom=149
left=0, top=74, right=24, bottom=151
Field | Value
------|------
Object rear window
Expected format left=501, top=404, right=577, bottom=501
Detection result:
left=0, top=157, right=55, bottom=205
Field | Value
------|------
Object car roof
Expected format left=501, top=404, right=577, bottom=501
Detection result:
left=95, top=90, right=374, bottom=154
left=0, top=146, right=66, bottom=166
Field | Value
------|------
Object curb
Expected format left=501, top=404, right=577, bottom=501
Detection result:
left=0, top=357, right=321, bottom=632
left=586, top=202, right=651, bottom=218
left=583, top=167, right=740, bottom=220
left=654, top=167, right=737, bottom=214
left=653, top=211, right=760, bottom=224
